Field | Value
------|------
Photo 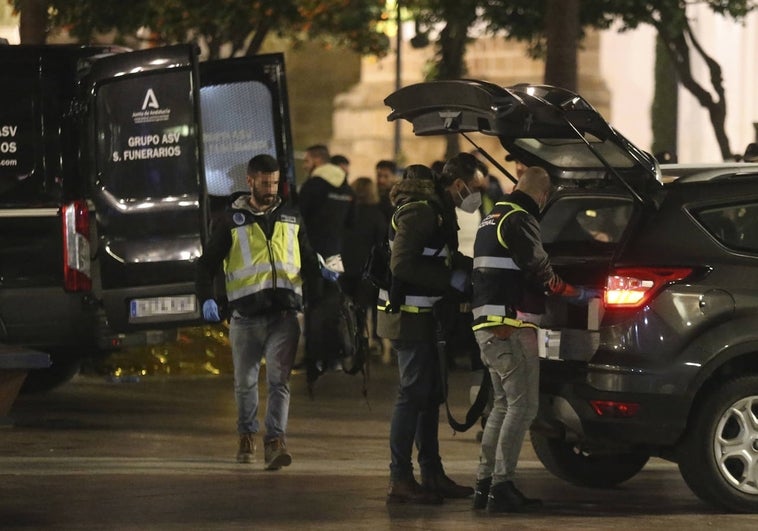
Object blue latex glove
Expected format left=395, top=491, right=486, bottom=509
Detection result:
left=565, top=287, right=602, bottom=305
left=202, top=299, right=221, bottom=322
left=449, top=269, right=470, bottom=294
left=321, top=266, right=340, bottom=282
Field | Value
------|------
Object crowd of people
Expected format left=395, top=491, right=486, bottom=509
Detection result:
left=195, top=144, right=595, bottom=514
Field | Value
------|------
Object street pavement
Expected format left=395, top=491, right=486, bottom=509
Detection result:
left=2, top=355, right=757, bottom=530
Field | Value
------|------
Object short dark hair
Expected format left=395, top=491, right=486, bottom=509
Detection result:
left=376, top=159, right=397, bottom=173
left=402, top=164, right=436, bottom=182
left=441, top=152, right=479, bottom=186
left=330, top=154, right=349, bottom=166
left=247, top=154, right=279, bottom=174
left=306, top=144, right=330, bottom=163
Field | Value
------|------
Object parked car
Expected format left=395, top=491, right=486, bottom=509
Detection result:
left=385, top=79, right=758, bottom=513
left=0, top=44, right=294, bottom=390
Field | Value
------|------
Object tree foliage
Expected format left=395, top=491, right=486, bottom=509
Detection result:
left=405, top=0, right=757, bottom=160
left=9, top=0, right=391, bottom=59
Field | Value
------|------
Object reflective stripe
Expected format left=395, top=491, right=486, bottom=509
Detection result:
left=472, top=318, right=537, bottom=331
left=227, top=278, right=304, bottom=301
left=473, top=256, right=519, bottom=270
left=472, top=305, right=538, bottom=330
left=423, top=246, right=449, bottom=257
left=405, top=295, right=442, bottom=307
left=473, top=305, right=508, bottom=319
left=377, top=289, right=439, bottom=313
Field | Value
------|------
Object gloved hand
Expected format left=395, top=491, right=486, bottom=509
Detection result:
left=320, top=266, right=340, bottom=282
left=562, top=285, right=602, bottom=305
left=449, top=269, right=471, bottom=295
left=202, top=299, right=221, bottom=322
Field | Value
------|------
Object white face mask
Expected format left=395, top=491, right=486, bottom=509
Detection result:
left=457, top=182, right=482, bottom=214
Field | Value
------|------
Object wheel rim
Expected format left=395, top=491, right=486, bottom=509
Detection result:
left=713, top=395, right=758, bottom=495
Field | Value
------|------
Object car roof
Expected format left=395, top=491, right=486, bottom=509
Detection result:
left=384, top=79, right=660, bottom=196
left=660, top=163, right=758, bottom=183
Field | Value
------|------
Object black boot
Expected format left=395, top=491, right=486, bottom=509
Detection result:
left=486, top=481, right=542, bottom=513
left=472, top=477, right=492, bottom=510
left=387, top=477, right=444, bottom=505
left=422, top=471, right=474, bottom=499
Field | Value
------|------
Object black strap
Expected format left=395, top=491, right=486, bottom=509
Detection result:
left=436, top=332, right=491, bottom=433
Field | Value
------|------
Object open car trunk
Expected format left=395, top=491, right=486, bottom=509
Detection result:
left=384, top=79, right=661, bottom=362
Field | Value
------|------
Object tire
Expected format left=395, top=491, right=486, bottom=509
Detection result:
left=530, top=429, right=649, bottom=488
left=677, top=375, right=758, bottom=513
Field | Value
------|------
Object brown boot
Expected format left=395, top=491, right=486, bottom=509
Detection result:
left=422, top=471, right=474, bottom=499
left=386, top=477, right=444, bottom=505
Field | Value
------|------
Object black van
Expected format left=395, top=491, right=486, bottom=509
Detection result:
left=0, top=44, right=294, bottom=390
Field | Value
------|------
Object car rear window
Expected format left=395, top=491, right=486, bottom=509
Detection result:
left=694, top=203, right=758, bottom=252
left=541, top=195, right=634, bottom=250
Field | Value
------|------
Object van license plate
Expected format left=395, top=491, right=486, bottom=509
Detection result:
left=130, top=295, right=197, bottom=318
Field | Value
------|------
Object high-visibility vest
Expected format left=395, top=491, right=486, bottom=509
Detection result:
left=471, top=201, right=537, bottom=331
left=223, top=217, right=302, bottom=303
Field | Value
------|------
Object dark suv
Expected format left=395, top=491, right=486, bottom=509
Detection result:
left=385, top=80, right=758, bottom=513
left=0, top=44, right=294, bottom=390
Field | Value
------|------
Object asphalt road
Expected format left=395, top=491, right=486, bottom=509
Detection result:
left=3, top=357, right=757, bottom=530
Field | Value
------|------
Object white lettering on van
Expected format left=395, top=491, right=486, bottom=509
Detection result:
left=0, top=141, right=17, bottom=153
left=0, top=125, right=17, bottom=137
left=142, top=89, right=160, bottom=110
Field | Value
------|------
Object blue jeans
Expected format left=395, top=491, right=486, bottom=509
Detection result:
left=475, top=327, right=540, bottom=484
left=229, top=310, right=300, bottom=442
left=389, top=338, right=443, bottom=481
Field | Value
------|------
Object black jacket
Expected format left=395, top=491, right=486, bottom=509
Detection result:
left=472, top=189, right=565, bottom=322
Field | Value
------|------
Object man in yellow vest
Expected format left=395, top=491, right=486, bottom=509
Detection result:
left=196, top=154, right=321, bottom=469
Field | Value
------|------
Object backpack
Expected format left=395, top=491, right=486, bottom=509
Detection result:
left=361, top=239, right=391, bottom=291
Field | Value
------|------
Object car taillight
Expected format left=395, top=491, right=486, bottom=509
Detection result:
left=62, top=200, right=92, bottom=292
left=604, top=267, right=693, bottom=308
left=590, top=400, right=640, bottom=418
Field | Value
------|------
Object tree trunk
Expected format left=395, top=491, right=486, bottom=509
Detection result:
left=660, top=20, right=733, bottom=160
left=651, top=35, right=678, bottom=161
left=19, top=0, right=48, bottom=44
left=436, top=19, right=470, bottom=160
left=544, top=0, right=579, bottom=91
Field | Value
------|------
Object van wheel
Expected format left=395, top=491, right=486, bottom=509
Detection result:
left=20, top=358, right=81, bottom=394
left=677, top=376, right=758, bottom=513
left=530, top=430, right=649, bottom=488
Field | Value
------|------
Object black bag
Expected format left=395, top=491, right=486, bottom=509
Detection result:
left=362, top=240, right=391, bottom=291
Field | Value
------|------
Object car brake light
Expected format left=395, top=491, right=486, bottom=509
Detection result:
left=604, top=267, right=693, bottom=308
left=62, top=200, right=92, bottom=292
left=590, top=400, right=640, bottom=418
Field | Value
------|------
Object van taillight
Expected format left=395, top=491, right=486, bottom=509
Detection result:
left=62, top=200, right=92, bottom=292
left=604, top=267, right=693, bottom=308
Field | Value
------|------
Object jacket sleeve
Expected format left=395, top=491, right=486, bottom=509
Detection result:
left=195, top=220, right=232, bottom=302
left=391, top=202, right=451, bottom=293
left=503, top=212, right=566, bottom=295
left=297, top=218, right=324, bottom=303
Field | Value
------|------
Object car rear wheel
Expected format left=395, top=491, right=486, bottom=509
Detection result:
left=530, top=430, right=649, bottom=488
left=678, top=376, right=758, bottom=513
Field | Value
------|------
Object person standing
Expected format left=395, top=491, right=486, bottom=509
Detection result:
left=470, top=166, right=595, bottom=512
left=298, top=144, right=355, bottom=381
left=375, top=159, right=398, bottom=223
left=196, top=154, right=321, bottom=470
left=379, top=153, right=484, bottom=505
left=340, top=177, right=388, bottom=356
